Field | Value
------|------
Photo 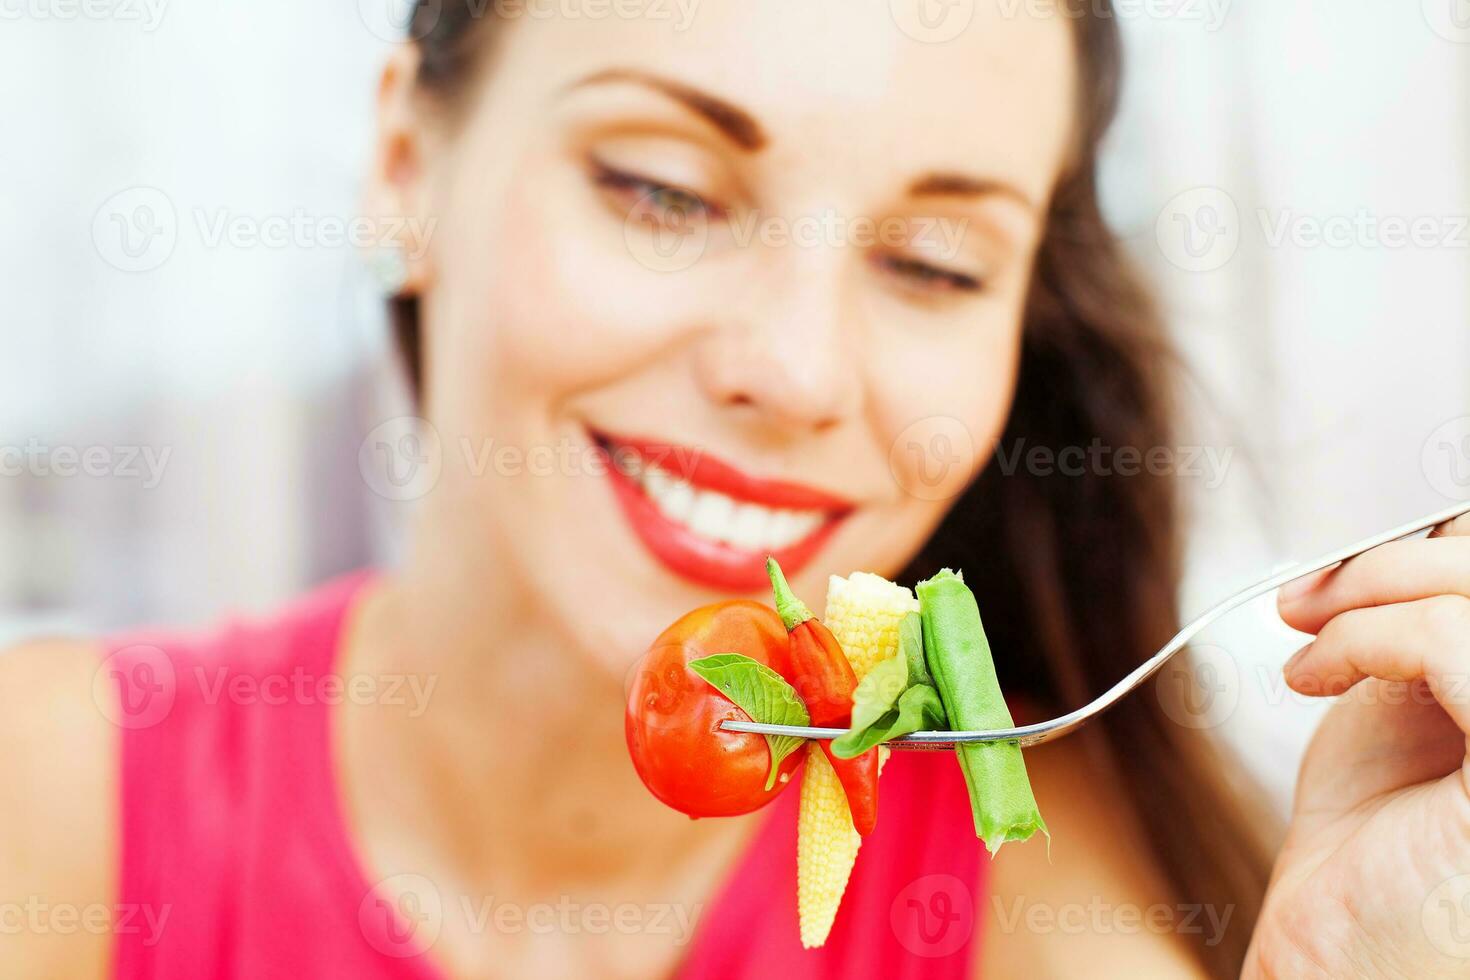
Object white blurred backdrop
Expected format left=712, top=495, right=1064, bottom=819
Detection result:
left=2, top=0, right=1468, bottom=810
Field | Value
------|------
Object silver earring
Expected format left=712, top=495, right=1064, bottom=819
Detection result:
left=368, top=244, right=409, bottom=296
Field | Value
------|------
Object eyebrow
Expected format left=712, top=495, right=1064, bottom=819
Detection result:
left=565, top=69, right=768, bottom=152
left=908, top=172, right=1039, bottom=213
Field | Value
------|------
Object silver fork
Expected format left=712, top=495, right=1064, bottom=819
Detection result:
left=722, top=498, right=1470, bottom=750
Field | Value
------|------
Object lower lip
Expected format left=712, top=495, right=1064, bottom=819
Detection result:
left=602, top=456, right=846, bottom=593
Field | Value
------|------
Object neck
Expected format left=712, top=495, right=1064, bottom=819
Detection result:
left=335, top=557, right=757, bottom=901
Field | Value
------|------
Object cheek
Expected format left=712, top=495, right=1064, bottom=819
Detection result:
left=870, top=308, right=1025, bottom=503
left=431, top=155, right=721, bottom=412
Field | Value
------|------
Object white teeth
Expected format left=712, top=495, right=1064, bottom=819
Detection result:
left=659, top=478, right=696, bottom=524
left=633, top=460, right=830, bottom=552
left=687, top=489, right=735, bottom=541
left=787, top=511, right=824, bottom=540
left=728, top=503, right=770, bottom=552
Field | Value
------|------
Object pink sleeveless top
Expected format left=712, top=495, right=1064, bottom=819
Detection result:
left=106, top=573, right=987, bottom=978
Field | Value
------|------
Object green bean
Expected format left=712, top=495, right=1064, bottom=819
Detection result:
left=917, top=569, right=1047, bottom=854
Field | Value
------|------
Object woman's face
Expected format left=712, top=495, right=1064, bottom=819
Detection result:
left=383, top=0, right=1076, bottom=671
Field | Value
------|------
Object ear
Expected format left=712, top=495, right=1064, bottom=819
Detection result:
left=364, top=45, right=441, bottom=295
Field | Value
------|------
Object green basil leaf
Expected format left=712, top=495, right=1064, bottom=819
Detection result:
left=899, top=611, right=931, bottom=687
left=831, top=683, right=948, bottom=758
left=689, top=653, right=810, bottom=791
left=847, top=648, right=910, bottom=734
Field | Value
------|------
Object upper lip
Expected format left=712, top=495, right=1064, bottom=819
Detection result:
left=594, top=431, right=855, bottom=513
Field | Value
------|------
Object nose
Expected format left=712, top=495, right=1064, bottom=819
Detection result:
left=692, top=250, right=863, bottom=435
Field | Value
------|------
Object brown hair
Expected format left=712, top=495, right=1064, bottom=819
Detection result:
left=393, top=4, right=1274, bottom=975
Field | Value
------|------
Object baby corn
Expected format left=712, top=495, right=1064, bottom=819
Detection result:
left=795, top=573, right=919, bottom=948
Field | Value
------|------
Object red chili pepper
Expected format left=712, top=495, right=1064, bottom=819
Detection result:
left=766, top=558, right=880, bottom=837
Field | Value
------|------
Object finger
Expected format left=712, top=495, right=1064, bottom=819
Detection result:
left=1290, top=678, right=1465, bottom=829
left=1277, top=537, right=1470, bottom=634
left=1284, top=595, right=1470, bottom=732
left=1429, top=512, right=1470, bottom=539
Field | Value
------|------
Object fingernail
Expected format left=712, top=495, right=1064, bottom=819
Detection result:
left=1279, top=567, right=1332, bottom=602
left=1283, top=642, right=1311, bottom=676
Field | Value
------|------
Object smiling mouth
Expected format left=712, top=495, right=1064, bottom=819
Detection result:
left=593, top=430, right=852, bottom=592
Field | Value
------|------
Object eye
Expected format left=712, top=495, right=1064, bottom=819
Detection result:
left=872, top=253, right=983, bottom=294
left=589, top=158, right=724, bottom=227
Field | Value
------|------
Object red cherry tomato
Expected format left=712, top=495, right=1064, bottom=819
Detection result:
left=625, top=600, right=802, bottom=817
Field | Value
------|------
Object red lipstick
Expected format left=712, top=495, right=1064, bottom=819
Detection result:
left=595, top=431, right=851, bottom=592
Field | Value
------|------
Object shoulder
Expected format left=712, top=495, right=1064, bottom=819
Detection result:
left=0, top=638, right=117, bottom=978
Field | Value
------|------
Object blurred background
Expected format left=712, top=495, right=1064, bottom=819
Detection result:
left=2, top=0, right=1467, bottom=811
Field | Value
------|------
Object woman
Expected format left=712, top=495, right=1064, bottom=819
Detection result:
left=4, top=1, right=1469, bottom=976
